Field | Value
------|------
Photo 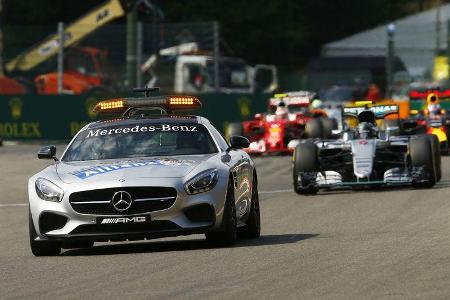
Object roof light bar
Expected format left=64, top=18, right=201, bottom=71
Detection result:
left=93, top=92, right=201, bottom=115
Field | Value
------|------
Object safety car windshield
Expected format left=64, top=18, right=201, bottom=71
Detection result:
left=62, top=121, right=217, bottom=162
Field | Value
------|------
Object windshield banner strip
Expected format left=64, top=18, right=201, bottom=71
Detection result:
left=71, top=159, right=194, bottom=179
left=86, top=124, right=198, bottom=138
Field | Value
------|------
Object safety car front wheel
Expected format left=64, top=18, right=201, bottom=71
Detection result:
left=205, top=180, right=237, bottom=246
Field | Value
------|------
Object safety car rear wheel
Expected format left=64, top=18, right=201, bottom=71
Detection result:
left=427, top=134, right=441, bottom=182
left=410, top=135, right=436, bottom=188
left=205, top=180, right=237, bottom=246
left=29, top=211, right=61, bottom=256
left=293, top=141, right=319, bottom=195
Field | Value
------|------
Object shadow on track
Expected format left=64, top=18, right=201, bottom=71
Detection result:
left=62, top=233, right=318, bottom=256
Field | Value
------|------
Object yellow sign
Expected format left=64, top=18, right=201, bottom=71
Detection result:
left=237, top=97, right=251, bottom=119
left=433, top=55, right=449, bottom=81
left=6, top=0, right=124, bottom=72
left=9, top=97, right=23, bottom=120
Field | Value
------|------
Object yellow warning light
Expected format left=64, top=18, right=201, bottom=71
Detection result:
left=168, top=96, right=196, bottom=105
left=94, top=99, right=126, bottom=112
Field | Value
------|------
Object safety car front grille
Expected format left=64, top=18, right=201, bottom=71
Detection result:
left=69, top=187, right=177, bottom=215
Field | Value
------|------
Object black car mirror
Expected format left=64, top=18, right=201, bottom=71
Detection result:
left=229, top=136, right=250, bottom=150
left=38, top=146, right=57, bottom=160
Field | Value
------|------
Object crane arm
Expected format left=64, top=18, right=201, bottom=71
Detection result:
left=6, top=0, right=125, bottom=72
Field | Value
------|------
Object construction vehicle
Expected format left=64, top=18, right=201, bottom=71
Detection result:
left=5, top=0, right=125, bottom=95
left=141, top=43, right=278, bottom=94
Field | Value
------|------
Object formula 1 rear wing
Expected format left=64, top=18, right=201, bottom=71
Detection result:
left=270, top=91, right=315, bottom=107
left=343, top=104, right=399, bottom=119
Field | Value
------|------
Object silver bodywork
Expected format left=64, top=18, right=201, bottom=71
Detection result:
left=29, top=116, right=255, bottom=242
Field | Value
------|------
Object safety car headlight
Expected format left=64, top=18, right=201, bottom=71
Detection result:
left=184, top=169, right=218, bottom=195
left=35, top=178, right=64, bottom=202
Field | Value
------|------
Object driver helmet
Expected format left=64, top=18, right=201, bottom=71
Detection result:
left=311, top=99, right=323, bottom=110
left=275, top=101, right=288, bottom=116
left=357, top=122, right=376, bottom=139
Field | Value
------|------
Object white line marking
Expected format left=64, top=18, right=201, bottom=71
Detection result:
left=0, top=203, right=27, bottom=208
left=259, top=189, right=292, bottom=194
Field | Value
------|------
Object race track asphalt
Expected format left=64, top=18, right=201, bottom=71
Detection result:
left=1, top=144, right=450, bottom=299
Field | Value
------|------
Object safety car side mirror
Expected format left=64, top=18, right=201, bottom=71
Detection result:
left=38, top=145, right=57, bottom=160
left=229, top=136, right=250, bottom=150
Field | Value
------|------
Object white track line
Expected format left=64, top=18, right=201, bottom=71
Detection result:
left=260, top=189, right=292, bottom=194
left=0, top=203, right=27, bottom=208
left=0, top=189, right=292, bottom=208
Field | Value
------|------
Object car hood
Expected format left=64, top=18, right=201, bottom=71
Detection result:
left=56, top=155, right=214, bottom=184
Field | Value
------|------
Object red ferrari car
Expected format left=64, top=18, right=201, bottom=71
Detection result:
left=228, top=91, right=336, bottom=154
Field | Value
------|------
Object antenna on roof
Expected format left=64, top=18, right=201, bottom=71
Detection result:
left=133, top=86, right=160, bottom=97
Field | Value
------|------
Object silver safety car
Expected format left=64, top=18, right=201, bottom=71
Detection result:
left=292, top=104, right=441, bottom=194
left=28, top=88, right=260, bottom=256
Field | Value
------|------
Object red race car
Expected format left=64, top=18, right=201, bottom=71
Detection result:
left=228, top=91, right=336, bottom=154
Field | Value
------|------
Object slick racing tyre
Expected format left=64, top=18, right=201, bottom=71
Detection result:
left=29, top=211, right=61, bottom=256
left=239, top=174, right=261, bottom=239
left=293, top=141, right=319, bottom=195
left=410, top=135, right=436, bottom=188
left=227, top=122, right=244, bottom=139
left=427, top=134, right=441, bottom=182
left=306, top=118, right=333, bottom=139
left=205, top=179, right=237, bottom=246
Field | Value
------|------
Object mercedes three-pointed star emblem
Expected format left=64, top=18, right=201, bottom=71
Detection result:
left=111, top=191, right=133, bottom=212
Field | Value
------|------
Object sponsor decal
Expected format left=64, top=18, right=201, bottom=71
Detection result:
left=38, top=32, right=73, bottom=57
left=100, top=216, right=148, bottom=224
left=0, top=122, right=41, bottom=138
left=359, top=140, right=368, bottom=145
left=85, top=124, right=198, bottom=138
left=344, top=105, right=399, bottom=118
left=71, top=158, right=194, bottom=179
left=96, top=9, right=110, bottom=23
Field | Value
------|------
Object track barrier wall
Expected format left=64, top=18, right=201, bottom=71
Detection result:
left=0, top=94, right=269, bottom=140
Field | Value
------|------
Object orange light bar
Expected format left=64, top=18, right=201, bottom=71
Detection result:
left=168, top=96, right=196, bottom=105
left=94, top=99, right=126, bottom=112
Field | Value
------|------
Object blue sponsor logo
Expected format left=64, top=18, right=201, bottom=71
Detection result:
left=71, top=159, right=193, bottom=179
